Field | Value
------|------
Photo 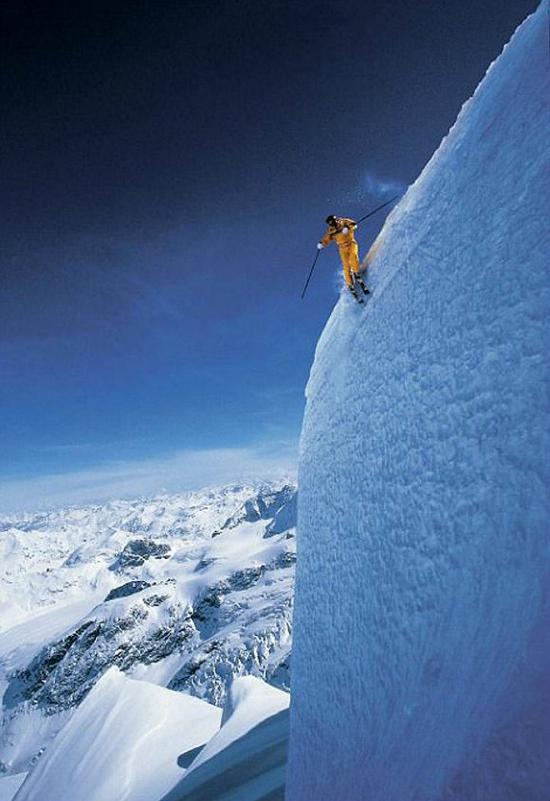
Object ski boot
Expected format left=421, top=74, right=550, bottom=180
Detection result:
left=353, top=272, right=370, bottom=295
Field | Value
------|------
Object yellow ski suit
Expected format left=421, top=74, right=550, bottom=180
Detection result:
left=320, top=218, right=360, bottom=288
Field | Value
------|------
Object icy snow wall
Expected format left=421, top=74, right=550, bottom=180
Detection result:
left=287, top=5, right=550, bottom=801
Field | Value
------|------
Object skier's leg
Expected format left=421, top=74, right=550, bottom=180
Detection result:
left=340, top=250, right=363, bottom=303
left=349, top=243, right=370, bottom=294
left=340, top=250, right=354, bottom=289
left=349, top=243, right=362, bottom=283
left=349, top=242, right=360, bottom=276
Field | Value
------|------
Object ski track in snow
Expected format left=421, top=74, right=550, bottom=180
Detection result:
left=288, top=4, right=550, bottom=801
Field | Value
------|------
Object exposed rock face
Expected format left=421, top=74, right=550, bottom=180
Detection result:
left=104, top=580, right=152, bottom=602
left=4, top=591, right=196, bottom=710
left=222, top=485, right=295, bottom=530
left=109, top=539, right=171, bottom=571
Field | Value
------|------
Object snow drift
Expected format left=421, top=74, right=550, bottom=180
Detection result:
left=287, top=4, right=550, bottom=801
left=162, top=676, right=289, bottom=801
left=13, top=668, right=221, bottom=801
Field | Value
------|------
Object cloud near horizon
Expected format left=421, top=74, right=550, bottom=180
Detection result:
left=0, top=444, right=297, bottom=515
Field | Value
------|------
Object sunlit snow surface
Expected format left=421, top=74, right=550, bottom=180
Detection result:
left=162, top=676, right=289, bottom=801
left=9, top=672, right=287, bottom=801
left=13, top=668, right=221, bottom=801
left=288, top=4, right=550, bottom=801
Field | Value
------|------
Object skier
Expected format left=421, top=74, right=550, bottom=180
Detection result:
left=317, top=215, right=369, bottom=301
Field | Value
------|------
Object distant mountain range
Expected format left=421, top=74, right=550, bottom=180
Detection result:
left=0, top=481, right=296, bottom=781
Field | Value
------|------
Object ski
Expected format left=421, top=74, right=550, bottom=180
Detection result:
left=353, top=273, right=370, bottom=295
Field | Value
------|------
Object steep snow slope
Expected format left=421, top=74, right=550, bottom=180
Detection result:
left=162, top=676, right=289, bottom=801
left=0, top=599, right=101, bottom=782
left=187, top=675, right=289, bottom=772
left=13, top=669, right=221, bottom=801
left=288, top=5, right=550, bottom=801
left=9, top=673, right=288, bottom=801
left=0, top=482, right=295, bottom=776
left=0, top=774, right=25, bottom=801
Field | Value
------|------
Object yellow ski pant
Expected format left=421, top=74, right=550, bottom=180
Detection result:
left=338, top=241, right=360, bottom=288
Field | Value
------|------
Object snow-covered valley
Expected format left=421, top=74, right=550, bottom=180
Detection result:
left=0, top=482, right=295, bottom=800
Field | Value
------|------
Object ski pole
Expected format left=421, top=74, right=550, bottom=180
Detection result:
left=301, top=250, right=321, bottom=300
left=356, top=194, right=400, bottom=225
left=301, top=195, right=401, bottom=299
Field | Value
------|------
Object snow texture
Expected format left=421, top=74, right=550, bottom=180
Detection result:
left=13, top=668, right=221, bottom=801
left=287, top=5, right=550, bottom=801
left=0, top=774, right=26, bottom=801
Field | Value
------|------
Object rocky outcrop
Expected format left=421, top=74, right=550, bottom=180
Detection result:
left=109, top=539, right=171, bottom=571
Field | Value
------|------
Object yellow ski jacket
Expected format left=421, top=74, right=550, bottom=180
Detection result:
left=320, top=217, right=358, bottom=249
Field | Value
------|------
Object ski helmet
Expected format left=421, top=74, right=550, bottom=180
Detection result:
left=326, top=214, right=337, bottom=225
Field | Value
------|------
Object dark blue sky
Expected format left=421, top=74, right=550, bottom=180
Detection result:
left=0, top=0, right=536, bottom=510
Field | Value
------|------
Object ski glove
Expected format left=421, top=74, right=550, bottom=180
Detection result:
left=342, top=226, right=349, bottom=234
left=317, top=242, right=324, bottom=250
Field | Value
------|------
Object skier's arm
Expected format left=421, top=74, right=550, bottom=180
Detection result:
left=341, top=218, right=357, bottom=232
left=319, top=228, right=334, bottom=248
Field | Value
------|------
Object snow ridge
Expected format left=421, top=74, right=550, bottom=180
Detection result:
left=12, top=669, right=222, bottom=801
